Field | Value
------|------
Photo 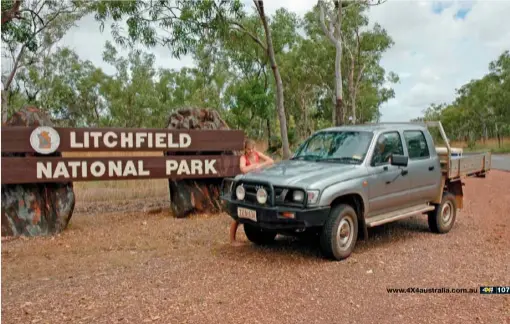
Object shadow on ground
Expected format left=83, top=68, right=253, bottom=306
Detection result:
left=217, top=215, right=435, bottom=261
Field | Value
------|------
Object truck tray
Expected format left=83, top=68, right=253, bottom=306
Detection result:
left=440, top=152, right=491, bottom=179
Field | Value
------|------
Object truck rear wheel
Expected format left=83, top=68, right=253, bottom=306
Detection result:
left=428, top=192, right=457, bottom=233
left=244, top=223, right=277, bottom=245
left=319, top=204, right=358, bottom=260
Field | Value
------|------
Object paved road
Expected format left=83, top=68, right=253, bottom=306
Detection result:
left=492, top=154, right=510, bottom=171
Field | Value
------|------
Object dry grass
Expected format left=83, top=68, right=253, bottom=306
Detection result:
left=450, top=137, right=510, bottom=153
left=62, top=151, right=169, bottom=202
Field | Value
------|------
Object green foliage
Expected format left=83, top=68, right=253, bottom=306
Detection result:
left=16, top=47, right=109, bottom=126
left=1, top=0, right=88, bottom=53
left=224, top=76, right=273, bottom=137
left=89, top=0, right=245, bottom=58
left=420, top=50, right=510, bottom=148
left=4, top=0, right=401, bottom=148
left=1, top=0, right=89, bottom=124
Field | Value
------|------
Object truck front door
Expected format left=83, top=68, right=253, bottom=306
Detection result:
left=366, top=131, right=412, bottom=217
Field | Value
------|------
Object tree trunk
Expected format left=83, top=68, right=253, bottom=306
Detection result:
left=298, top=98, right=303, bottom=139
left=334, top=42, right=344, bottom=126
left=331, top=93, right=336, bottom=125
left=335, top=98, right=344, bottom=126
left=266, top=118, right=271, bottom=148
left=302, top=95, right=308, bottom=139
left=349, top=55, right=355, bottom=124
left=1, top=91, right=8, bottom=124
left=496, top=123, right=501, bottom=148
left=255, top=0, right=291, bottom=159
left=319, top=0, right=344, bottom=127
left=2, top=44, right=26, bottom=123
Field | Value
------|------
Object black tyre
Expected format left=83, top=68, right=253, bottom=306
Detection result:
left=428, top=192, right=457, bottom=233
left=244, top=223, right=277, bottom=245
left=319, top=204, right=358, bottom=260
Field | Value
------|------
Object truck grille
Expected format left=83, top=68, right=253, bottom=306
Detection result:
left=235, top=182, right=274, bottom=205
left=233, top=181, right=305, bottom=207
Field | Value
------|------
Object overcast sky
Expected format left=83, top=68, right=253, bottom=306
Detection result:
left=56, top=0, right=510, bottom=122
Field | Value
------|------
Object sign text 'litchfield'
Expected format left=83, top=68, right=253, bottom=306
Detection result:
left=70, top=131, right=192, bottom=149
left=37, top=159, right=217, bottom=180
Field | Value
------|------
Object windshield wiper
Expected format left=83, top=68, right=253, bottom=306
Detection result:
left=318, top=157, right=363, bottom=164
left=291, top=155, right=320, bottom=161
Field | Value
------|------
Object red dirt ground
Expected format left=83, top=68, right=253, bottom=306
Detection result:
left=2, top=171, right=509, bottom=324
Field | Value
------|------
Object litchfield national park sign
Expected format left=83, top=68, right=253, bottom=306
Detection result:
left=1, top=126, right=243, bottom=184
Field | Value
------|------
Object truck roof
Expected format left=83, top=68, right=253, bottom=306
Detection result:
left=318, top=122, right=428, bottom=133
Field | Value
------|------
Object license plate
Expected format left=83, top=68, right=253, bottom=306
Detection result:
left=238, top=207, right=257, bottom=222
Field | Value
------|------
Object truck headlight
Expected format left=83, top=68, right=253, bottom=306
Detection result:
left=236, top=185, right=245, bottom=200
left=293, top=190, right=305, bottom=202
left=256, top=188, right=268, bottom=204
left=306, top=190, right=320, bottom=204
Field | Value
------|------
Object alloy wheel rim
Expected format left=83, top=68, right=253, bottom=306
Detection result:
left=441, top=201, right=453, bottom=225
left=337, top=217, right=354, bottom=250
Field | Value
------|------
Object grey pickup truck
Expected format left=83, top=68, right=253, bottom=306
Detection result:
left=221, top=122, right=491, bottom=261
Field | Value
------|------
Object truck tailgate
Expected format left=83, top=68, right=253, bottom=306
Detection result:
left=446, top=152, right=492, bottom=179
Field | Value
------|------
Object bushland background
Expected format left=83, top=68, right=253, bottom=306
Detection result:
left=2, top=0, right=509, bottom=204
left=1, top=1, right=509, bottom=323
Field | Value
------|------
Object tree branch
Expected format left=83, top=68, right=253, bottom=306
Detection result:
left=335, top=0, right=343, bottom=38
left=341, top=33, right=353, bottom=60
left=355, top=64, right=366, bottom=91
left=230, top=21, right=267, bottom=51
left=4, top=44, right=26, bottom=91
left=21, top=8, right=44, bottom=26
left=319, top=1, right=337, bottom=44
left=362, top=0, right=388, bottom=6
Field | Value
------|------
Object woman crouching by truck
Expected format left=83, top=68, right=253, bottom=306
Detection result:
left=230, top=139, right=274, bottom=246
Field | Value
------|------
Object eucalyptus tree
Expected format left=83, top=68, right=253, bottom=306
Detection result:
left=1, top=0, right=88, bottom=122
left=420, top=50, right=510, bottom=148
left=300, top=2, right=397, bottom=125
left=316, top=0, right=387, bottom=125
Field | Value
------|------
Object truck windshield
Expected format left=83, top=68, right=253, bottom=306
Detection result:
left=292, top=131, right=374, bottom=164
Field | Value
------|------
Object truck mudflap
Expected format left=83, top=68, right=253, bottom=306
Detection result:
left=222, top=196, right=331, bottom=230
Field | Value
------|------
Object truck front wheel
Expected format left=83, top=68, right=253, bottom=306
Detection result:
left=244, top=223, right=277, bottom=245
left=319, top=204, right=358, bottom=261
left=428, top=192, right=457, bottom=233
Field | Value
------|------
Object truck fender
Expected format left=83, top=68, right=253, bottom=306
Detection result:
left=326, top=192, right=369, bottom=241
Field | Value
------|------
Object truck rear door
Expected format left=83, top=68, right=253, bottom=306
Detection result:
left=402, top=129, right=442, bottom=205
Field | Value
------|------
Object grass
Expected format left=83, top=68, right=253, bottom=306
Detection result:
left=450, top=137, right=510, bottom=154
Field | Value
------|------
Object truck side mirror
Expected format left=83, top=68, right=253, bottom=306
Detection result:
left=390, top=154, right=408, bottom=167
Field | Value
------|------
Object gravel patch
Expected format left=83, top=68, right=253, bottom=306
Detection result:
left=2, top=171, right=509, bottom=323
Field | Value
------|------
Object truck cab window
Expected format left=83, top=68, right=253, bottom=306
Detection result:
left=371, top=131, right=404, bottom=166
left=404, top=130, right=430, bottom=159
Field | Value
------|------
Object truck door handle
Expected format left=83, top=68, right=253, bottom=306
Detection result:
left=428, top=166, right=434, bottom=171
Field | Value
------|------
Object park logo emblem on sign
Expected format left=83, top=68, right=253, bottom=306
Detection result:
left=30, top=126, right=60, bottom=154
